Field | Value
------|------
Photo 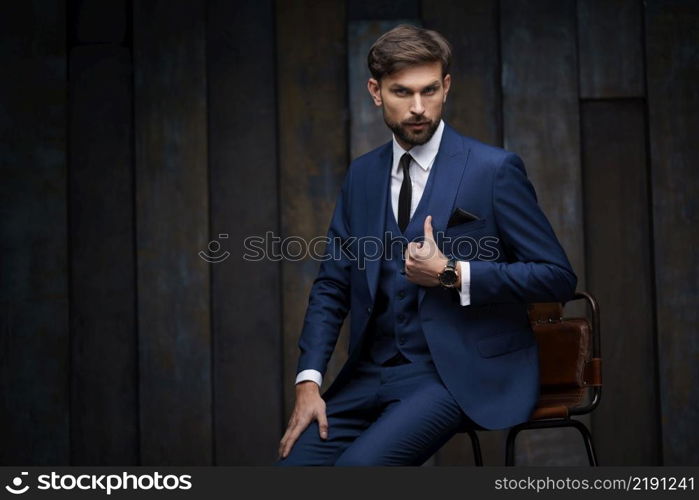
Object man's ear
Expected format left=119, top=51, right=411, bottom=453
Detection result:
left=442, top=74, right=451, bottom=103
left=367, top=78, right=382, bottom=106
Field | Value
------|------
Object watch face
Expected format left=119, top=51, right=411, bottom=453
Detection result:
left=439, top=269, right=458, bottom=286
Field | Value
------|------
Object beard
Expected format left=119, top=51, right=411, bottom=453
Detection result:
left=383, top=111, right=441, bottom=147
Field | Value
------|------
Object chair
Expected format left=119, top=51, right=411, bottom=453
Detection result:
left=463, top=291, right=602, bottom=466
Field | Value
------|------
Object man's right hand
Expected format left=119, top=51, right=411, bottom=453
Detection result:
left=278, top=381, right=328, bottom=459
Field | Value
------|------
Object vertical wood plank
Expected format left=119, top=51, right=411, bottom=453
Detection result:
left=421, top=0, right=503, bottom=466
left=422, top=0, right=502, bottom=146
left=68, top=0, right=128, bottom=44
left=348, top=18, right=421, bottom=160
left=347, top=0, right=420, bottom=159
left=577, top=0, right=644, bottom=98
left=501, top=0, right=587, bottom=465
left=0, top=0, right=69, bottom=465
left=346, top=0, right=425, bottom=464
left=582, top=100, right=660, bottom=465
left=208, top=0, right=283, bottom=465
left=645, top=0, right=699, bottom=466
left=348, top=0, right=420, bottom=20
left=69, top=44, right=138, bottom=465
left=276, top=0, right=348, bottom=418
left=133, top=0, right=212, bottom=464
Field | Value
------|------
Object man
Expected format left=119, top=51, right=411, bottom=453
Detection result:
left=276, top=24, right=576, bottom=466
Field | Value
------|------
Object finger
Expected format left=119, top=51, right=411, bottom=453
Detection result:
left=317, top=411, right=329, bottom=440
left=407, top=242, right=421, bottom=259
left=278, top=424, right=293, bottom=457
left=404, top=255, right=413, bottom=275
left=423, top=215, right=435, bottom=242
left=278, top=414, right=299, bottom=457
left=281, top=427, right=302, bottom=458
left=280, top=418, right=309, bottom=458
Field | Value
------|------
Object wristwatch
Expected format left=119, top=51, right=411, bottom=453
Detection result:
left=438, top=258, right=459, bottom=288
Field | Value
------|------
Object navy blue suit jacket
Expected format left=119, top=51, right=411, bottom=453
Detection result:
left=296, top=122, right=577, bottom=430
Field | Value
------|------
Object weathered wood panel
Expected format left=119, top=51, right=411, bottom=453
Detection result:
left=348, top=19, right=421, bottom=159
left=421, top=0, right=503, bottom=465
left=68, top=0, right=128, bottom=44
left=645, top=0, right=699, bottom=466
left=348, top=0, right=420, bottom=20
left=422, top=0, right=502, bottom=145
left=68, top=44, right=138, bottom=465
left=133, top=0, right=212, bottom=464
left=0, top=0, right=69, bottom=465
left=347, top=2, right=420, bottom=157
left=276, top=0, right=349, bottom=417
left=208, top=0, right=283, bottom=465
left=501, top=0, right=587, bottom=465
left=577, top=0, right=644, bottom=98
left=582, top=99, right=659, bottom=465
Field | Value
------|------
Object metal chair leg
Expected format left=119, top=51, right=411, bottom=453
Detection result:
left=505, top=424, right=523, bottom=466
left=504, top=419, right=598, bottom=466
left=465, top=428, right=483, bottom=466
left=569, top=419, right=598, bottom=466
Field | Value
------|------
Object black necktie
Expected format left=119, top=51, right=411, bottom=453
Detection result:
left=397, top=152, right=413, bottom=233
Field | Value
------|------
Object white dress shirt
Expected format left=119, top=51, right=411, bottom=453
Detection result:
left=296, top=120, right=471, bottom=387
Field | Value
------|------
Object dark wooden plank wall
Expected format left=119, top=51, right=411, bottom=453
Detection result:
left=577, top=0, right=660, bottom=466
left=207, top=0, right=282, bottom=465
left=276, top=0, right=349, bottom=419
left=68, top=14, right=139, bottom=465
left=348, top=3, right=421, bottom=158
left=348, top=19, right=421, bottom=159
left=421, top=0, right=504, bottom=466
left=2, top=0, right=698, bottom=466
left=0, top=0, right=70, bottom=465
left=582, top=101, right=658, bottom=465
left=423, top=0, right=502, bottom=145
left=132, top=0, right=212, bottom=465
left=645, top=0, right=699, bottom=466
left=500, top=0, right=588, bottom=466
left=578, top=0, right=644, bottom=98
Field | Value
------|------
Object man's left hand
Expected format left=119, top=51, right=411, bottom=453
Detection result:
left=405, top=215, right=458, bottom=287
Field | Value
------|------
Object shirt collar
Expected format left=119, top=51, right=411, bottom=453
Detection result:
left=392, top=119, right=445, bottom=172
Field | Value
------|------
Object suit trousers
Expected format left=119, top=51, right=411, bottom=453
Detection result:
left=275, top=357, right=483, bottom=466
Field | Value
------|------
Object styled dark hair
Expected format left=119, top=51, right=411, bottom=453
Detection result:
left=367, top=24, right=452, bottom=81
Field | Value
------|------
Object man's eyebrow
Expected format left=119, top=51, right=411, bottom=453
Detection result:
left=389, top=81, right=441, bottom=91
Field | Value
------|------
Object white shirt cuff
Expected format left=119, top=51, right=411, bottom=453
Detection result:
left=295, top=369, right=323, bottom=387
left=458, top=260, right=471, bottom=306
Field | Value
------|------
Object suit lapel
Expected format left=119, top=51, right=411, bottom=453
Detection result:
left=423, top=124, right=470, bottom=239
left=362, top=124, right=471, bottom=304
left=418, top=123, right=471, bottom=305
left=364, top=142, right=392, bottom=301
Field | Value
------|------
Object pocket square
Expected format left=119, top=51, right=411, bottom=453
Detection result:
left=447, top=208, right=480, bottom=228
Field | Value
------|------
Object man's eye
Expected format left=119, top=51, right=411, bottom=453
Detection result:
left=394, top=89, right=408, bottom=96
left=423, top=87, right=437, bottom=95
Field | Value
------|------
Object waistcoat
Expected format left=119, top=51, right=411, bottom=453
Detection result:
left=363, top=158, right=438, bottom=364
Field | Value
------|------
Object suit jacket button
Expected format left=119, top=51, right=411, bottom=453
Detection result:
left=366, top=306, right=372, bottom=314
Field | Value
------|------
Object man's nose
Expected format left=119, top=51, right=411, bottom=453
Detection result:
left=410, top=94, right=425, bottom=115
